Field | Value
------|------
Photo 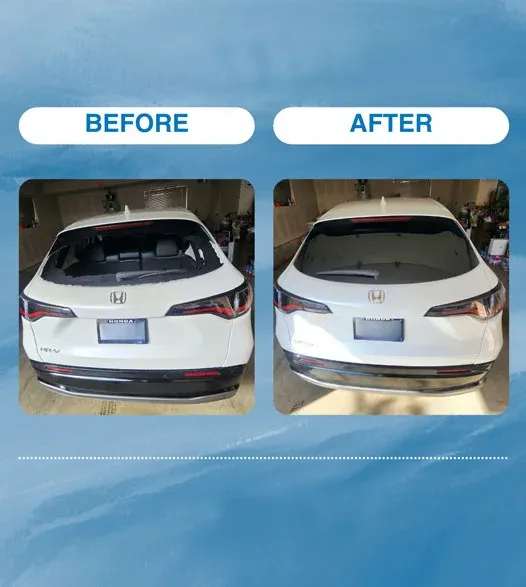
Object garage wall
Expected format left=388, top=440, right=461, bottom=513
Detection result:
left=313, top=180, right=357, bottom=212
left=49, top=180, right=223, bottom=228
left=446, top=180, right=477, bottom=213
left=475, top=180, right=499, bottom=205
left=19, top=183, right=64, bottom=270
left=238, top=181, right=254, bottom=215
left=274, top=180, right=320, bottom=267
left=40, top=180, right=244, bottom=229
left=388, top=180, right=432, bottom=199
left=313, top=180, right=436, bottom=212
left=211, top=179, right=242, bottom=220
left=313, top=179, right=485, bottom=216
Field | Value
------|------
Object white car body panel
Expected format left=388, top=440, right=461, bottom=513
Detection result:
left=276, top=263, right=502, bottom=367
left=275, top=197, right=504, bottom=381
left=21, top=208, right=253, bottom=378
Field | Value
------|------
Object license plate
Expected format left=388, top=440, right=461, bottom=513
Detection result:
left=353, top=318, right=404, bottom=342
left=97, top=319, right=148, bottom=344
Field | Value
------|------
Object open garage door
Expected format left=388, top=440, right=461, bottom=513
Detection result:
left=144, top=184, right=188, bottom=209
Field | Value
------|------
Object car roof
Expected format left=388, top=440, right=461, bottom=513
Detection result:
left=60, top=207, right=202, bottom=232
left=316, top=197, right=456, bottom=222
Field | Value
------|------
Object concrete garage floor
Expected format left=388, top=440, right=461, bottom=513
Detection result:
left=273, top=266, right=510, bottom=416
left=19, top=267, right=254, bottom=416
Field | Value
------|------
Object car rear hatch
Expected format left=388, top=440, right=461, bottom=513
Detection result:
left=276, top=214, right=500, bottom=367
left=22, top=218, right=245, bottom=370
left=25, top=272, right=245, bottom=370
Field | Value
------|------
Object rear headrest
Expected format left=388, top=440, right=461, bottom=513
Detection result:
left=156, top=237, right=180, bottom=258
left=119, top=250, right=140, bottom=260
left=82, top=244, right=105, bottom=263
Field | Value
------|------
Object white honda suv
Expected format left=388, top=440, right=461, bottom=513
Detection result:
left=274, top=197, right=505, bottom=395
left=20, top=208, right=254, bottom=402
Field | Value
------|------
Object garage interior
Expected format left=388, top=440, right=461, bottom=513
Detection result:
left=19, top=179, right=255, bottom=415
left=274, top=179, right=509, bottom=416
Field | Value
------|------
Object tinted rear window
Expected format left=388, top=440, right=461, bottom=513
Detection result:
left=42, top=219, right=223, bottom=286
left=294, top=215, right=479, bottom=285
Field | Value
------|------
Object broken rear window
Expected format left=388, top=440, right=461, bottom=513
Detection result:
left=41, top=219, right=223, bottom=286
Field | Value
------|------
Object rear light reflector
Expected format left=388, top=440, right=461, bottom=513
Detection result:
left=425, top=282, right=506, bottom=321
left=45, top=365, right=73, bottom=374
left=184, top=370, right=221, bottom=378
left=166, top=280, right=253, bottom=320
left=19, top=293, right=77, bottom=322
left=299, top=357, right=326, bottom=366
left=274, top=285, right=331, bottom=315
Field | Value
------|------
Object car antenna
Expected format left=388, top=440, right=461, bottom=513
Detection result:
left=381, top=196, right=387, bottom=210
left=124, top=204, right=130, bottom=217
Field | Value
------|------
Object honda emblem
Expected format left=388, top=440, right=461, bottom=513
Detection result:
left=110, top=291, right=127, bottom=304
left=368, top=290, right=385, bottom=304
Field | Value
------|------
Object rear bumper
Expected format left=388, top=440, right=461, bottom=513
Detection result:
left=284, top=352, right=493, bottom=396
left=31, top=361, right=246, bottom=403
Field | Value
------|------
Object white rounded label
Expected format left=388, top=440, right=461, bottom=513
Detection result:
left=19, top=107, right=255, bottom=145
left=273, top=107, right=509, bottom=145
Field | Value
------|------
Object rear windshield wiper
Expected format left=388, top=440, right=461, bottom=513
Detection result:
left=315, top=268, right=380, bottom=278
left=116, top=269, right=189, bottom=282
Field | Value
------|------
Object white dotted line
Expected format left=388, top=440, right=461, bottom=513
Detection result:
left=17, top=455, right=509, bottom=461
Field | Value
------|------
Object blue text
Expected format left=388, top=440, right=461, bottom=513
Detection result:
left=350, top=113, right=432, bottom=133
left=86, top=113, right=189, bottom=133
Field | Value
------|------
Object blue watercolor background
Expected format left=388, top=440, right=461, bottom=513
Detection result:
left=1, top=0, right=525, bottom=584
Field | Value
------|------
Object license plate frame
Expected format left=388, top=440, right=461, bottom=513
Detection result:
left=353, top=318, right=404, bottom=342
left=97, top=318, right=149, bottom=344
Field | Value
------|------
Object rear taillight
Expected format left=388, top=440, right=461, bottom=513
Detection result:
left=352, top=216, right=411, bottom=223
left=165, top=281, right=253, bottom=320
left=94, top=221, right=153, bottom=230
left=425, top=282, right=506, bottom=321
left=19, top=293, right=77, bottom=322
left=274, top=285, right=331, bottom=314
